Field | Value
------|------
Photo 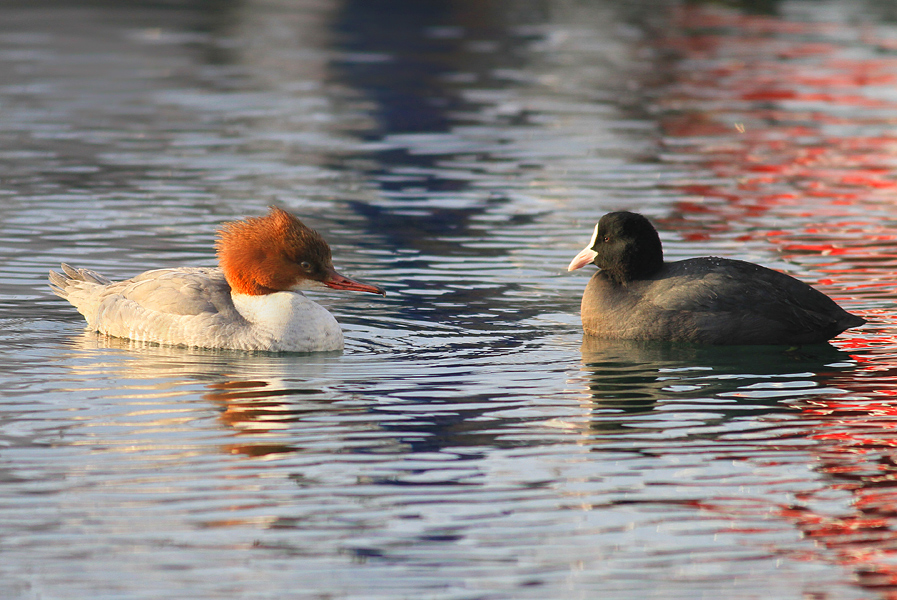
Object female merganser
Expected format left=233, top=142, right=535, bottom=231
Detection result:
left=567, top=211, right=865, bottom=345
left=49, top=207, right=385, bottom=352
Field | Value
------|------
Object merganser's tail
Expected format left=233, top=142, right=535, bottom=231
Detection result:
left=48, top=263, right=112, bottom=300
left=49, top=263, right=114, bottom=327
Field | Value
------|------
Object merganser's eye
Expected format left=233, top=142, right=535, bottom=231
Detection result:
left=300, top=261, right=312, bottom=271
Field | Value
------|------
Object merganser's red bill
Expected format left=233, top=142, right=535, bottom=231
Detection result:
left=324, top=269, right=386, bottom=296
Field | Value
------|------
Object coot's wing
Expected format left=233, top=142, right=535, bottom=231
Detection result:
left=649, top=258, right=861, bottom=339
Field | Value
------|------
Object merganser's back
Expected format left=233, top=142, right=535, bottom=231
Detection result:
left=566, top=211, right=865, bottom=345
left=49, top=207, right=385, bottom=352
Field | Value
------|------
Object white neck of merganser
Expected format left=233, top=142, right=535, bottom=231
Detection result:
left=231, top=291, right=343, bottom=352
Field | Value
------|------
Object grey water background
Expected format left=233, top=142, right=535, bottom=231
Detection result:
left=3, top=0, right=897, bottom=598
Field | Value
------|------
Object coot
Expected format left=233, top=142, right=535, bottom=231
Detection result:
left=567, top=211, right=865, bottom=345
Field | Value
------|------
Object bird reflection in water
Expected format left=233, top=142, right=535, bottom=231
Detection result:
left=204, top=380, right=319, bottom=458
left=60, top=331, right=357, bottom=459
left=578, top=336, right=855, bottom=425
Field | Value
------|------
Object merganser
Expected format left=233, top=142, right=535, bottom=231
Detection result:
left=49, top=207, right=385, bottom=352
left=567, top=211, right=865, bottom=345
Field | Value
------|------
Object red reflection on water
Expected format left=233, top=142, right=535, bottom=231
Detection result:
left=655, top=4, right=897, bottom=594
left=791, top=402, right=897, bottom=597
left=657, top=3, right=897, bottom=321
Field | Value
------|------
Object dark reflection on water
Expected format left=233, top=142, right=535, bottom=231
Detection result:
left=335, top=0, right=469, bottom=137
left=583, top=337, right=850, bottom=404
left=330, top=0, right=555, bottom=334
left=580, top=336, right=857, bottom=433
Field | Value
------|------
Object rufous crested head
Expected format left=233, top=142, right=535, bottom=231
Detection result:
left=216, top=207, right=385, bottom=297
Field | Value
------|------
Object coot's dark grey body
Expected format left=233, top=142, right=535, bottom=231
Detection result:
left=568, top=212, right=865, bottom=345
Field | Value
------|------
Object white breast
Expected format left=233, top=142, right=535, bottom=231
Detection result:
left=230, top=292, right=344, bottom=352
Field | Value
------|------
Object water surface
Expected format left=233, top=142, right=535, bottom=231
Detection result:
left=1, top=1, right=896, bottom=599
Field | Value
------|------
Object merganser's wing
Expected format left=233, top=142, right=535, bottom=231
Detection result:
left=49, top=265, right=245, bottom=343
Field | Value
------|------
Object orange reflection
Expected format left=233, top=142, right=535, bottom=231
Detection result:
left=204, top=379, right=333, bottom=458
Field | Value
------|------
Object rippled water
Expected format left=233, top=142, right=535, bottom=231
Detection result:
left=3, top=0, right=897, bottom=598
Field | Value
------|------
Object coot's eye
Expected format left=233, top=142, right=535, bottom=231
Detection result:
left=300, top=261, right=312, bottom=271
left=603, top=236, right=610, bottom=243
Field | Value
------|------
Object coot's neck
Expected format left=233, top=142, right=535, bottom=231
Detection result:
left=605, top=261, right=664, bottom=285
left=603, top=239, right=664, bottom=284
